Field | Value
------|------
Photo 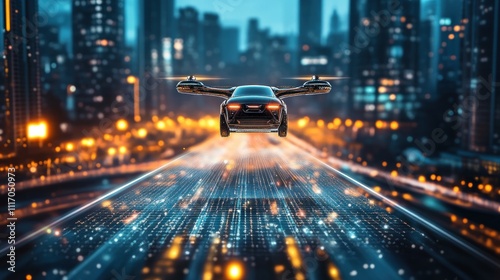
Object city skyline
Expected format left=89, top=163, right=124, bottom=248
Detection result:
left=1, top=1, right=499, bottom=278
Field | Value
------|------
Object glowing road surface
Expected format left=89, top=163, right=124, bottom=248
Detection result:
left=2, top=134, right=499, bottom=280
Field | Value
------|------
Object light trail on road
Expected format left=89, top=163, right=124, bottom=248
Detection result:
left=2, top=134, right=498, bottom=280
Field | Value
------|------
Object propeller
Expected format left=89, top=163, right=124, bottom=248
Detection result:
left=158, top=75, right=228, bottom=81
left=284, top=75, right=350, bottom=81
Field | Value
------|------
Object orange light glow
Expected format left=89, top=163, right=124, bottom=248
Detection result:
left=354, top=120, right=363, bottom=128
left=267, top=104, right=280, bottom=110
left=27, top=121, right=48, bottom=140
left=345, top=119, right=353, bottom=127
left=116, top=119, right=128, bottom=131
left=127, top=75, right=137, bottom=84
left=5, top=0, right=11, bottom=32
left=375, top=120, right=384, bottom=129
left=390, top=121, right=399, bottom=130
left=137, top=128, right=148, bottom=138
left=227, top=104, right=241, bottom=110
left=226, top=261, right=244, bottom=280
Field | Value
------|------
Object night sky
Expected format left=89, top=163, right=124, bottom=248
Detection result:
left=0, top=0, right=349, bottom=53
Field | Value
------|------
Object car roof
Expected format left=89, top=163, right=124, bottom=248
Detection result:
left=235, top=85, right=272, bottom=90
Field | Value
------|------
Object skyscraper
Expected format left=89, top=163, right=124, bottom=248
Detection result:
left=139, top=0, right=175, bottom=117
left=72, top=0, right=126, bottom=122
left=298, top=0, right=324, bottom=75
left=420, top=0, right=464, bottom=101
left=461, top=0, right=500, bottom=153
left=2, top=0, right=43, bottom=154
left=220, top=27, right=239, bottom=65
left=176, top=7, right=199, bottom=75
left=348, top=0, right=421, bottom=122
left=39, top=25, right=71, bottom=103
left=202, top=13, right=221, bottom=73
left=299, top=0, right=322, bottom=47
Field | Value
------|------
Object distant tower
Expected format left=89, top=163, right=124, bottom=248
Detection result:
left=461, top=0, right=500, bottom=153
left=140, top=0, right=175, bottom=117
left=2, top=0, right=43, bottom=154
left=220, top=27, right=239, bottom=65
left=298, top=0, right=328, bottom=75
left=299, top=0, right=323, bottom=47
left=202, top=13, right=221, bottom=73
left=348, top=0, right=421, bottom=122
left=72, top=0, right=126, bottom=122
left=176, top=7, right=200, bottom=75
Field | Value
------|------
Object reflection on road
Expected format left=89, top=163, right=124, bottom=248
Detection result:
left=2, top=134, right=499, bottom=280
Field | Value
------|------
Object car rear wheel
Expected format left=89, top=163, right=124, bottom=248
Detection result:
left=220, top=115, right=230, bottom=137
left=278, top=113, right=288, bottom=137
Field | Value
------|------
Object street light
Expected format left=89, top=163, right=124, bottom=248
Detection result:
left=137, top=128, right=147, bottom=138
left=116, top=119, right=128, bottom=131
left=127, top=75, right=141, bottom=123
left=27, top=121, right=48, bottom=140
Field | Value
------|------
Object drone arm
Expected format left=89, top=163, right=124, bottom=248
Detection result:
left=273, top=87, right=313, bottom=99
left=176, top=81, right=234, bottom=99
left=274, top=82, right=331, bottom=99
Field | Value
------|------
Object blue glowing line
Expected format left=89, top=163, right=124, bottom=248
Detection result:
left=0, top=152, right=191, bottom=255
left=309, top=154, right=500, bottom=269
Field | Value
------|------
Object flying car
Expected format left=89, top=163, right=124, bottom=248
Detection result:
left=176, top=75, right=332, bottom=137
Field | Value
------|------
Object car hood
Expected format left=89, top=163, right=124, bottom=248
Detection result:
left=228, top=96, right=280, bottom=104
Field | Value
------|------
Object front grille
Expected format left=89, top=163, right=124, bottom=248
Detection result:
left=243, top=104, right=264, bottom=113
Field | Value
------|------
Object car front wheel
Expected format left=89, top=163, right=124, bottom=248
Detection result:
left=278, top=113, right=288, bottom=137
left=220, top=114, right=230, bottom=137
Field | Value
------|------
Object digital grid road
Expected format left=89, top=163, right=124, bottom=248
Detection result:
left=2, top=134, right=499, bottom=280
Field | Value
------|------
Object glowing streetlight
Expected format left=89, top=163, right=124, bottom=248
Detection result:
left=345, top=119, right=353, bottom=127
left=390, top=121, right=399, bottom=130
left=65, top=143, right=74, bottom=152
left=226, top=261, right=244, bottom=280
left=118, top=146, right=127, bottom=154
left=81, top=138, right=95, bottom=147
left=127, top=75, right=141, bottom=122
left=27, top=121, right=48, bottom=140
left=107, top=147, right=117, bottom=156
left=137, top=128, right=148, bottom=138
left=116, top=119, right=128, bottom=131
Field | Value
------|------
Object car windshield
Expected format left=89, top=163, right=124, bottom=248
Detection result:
left=232, top=86, right=275, bottom=97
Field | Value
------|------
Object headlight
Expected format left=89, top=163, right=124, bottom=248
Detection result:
left=267, top=104, right=280, bottom=110
left=227, top=104, right=241, bottom=110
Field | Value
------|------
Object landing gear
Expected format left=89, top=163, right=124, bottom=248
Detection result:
left=278, top=113, right=288, bottom=137
left=220, top=115, right=230, bottom=137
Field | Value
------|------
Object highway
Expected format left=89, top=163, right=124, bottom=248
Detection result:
left=2, top=134, right=499, bottom=280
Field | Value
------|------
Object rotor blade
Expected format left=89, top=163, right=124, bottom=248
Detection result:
left=284, top=76, right=350, bottom=81
left=159, top=75, right=228, bottom=81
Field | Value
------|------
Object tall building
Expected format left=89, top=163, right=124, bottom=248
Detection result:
left=299, top=0, right=322, bottom=47
left=202, top=13, right=221, bottom=73
left=348, top=0, right=421, bottom=122
left=139, top=0, right=175, bottom=118
left=176, top=7, right=199, bottom=75
left=72, top=0, right=126, bottom=122
left=298, top=0, right=324, bottom=74
left=420, top=0, right=464, bottom=101
left=220, top=27, right=239, bottom=65
left=39, top=25, right=71, bottom=104
left=461, top=0, right=500, bottom=154
left=241, top=18, right=270, bottom=80
left=2, top=0, right=43, bottom=154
